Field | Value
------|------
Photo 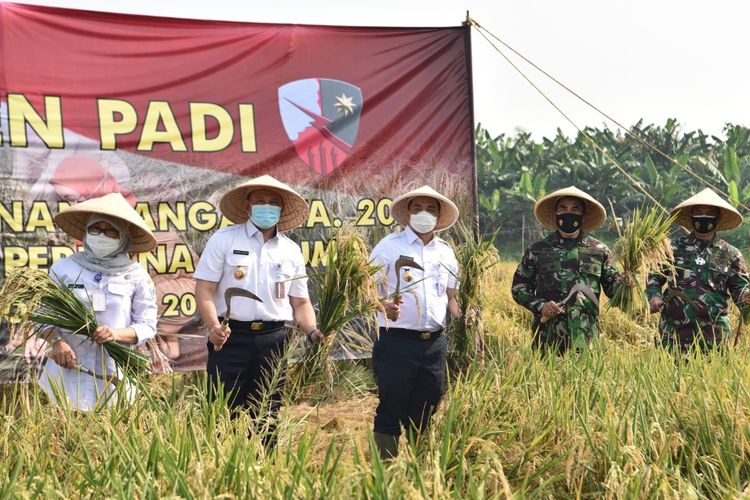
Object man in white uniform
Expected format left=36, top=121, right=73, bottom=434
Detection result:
left=370, top=185, right=461, bottom=459
left=194, top=175, right=321, bottom=446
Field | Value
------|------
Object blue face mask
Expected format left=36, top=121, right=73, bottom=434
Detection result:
left=250, top=204, right=282, bottom=229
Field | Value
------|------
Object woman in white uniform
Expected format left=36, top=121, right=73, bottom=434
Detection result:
left=38, top=192, right=158, bottom=411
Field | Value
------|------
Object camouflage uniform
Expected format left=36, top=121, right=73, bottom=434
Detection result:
left=512, top=232, right=622, bottom=353
left=646, top=234, right=750, bottom=352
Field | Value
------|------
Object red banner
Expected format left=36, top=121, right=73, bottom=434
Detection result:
left=0, top=4, right=475, bottom=377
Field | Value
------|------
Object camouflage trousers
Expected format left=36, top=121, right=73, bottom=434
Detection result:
left=531, top=319, right=596, bottom=355
left=659, top=325, right=727, bottom=354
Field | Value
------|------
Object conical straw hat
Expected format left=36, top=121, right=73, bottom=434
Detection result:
left=54, top=193, right=156, bottom=252
left=533, top=186, right=606, bottom=231
left=670, top=188, right=742, bottom=231
left=219, top=175, right=309, bottom=232
left=391, top=185, right=459, bottom=232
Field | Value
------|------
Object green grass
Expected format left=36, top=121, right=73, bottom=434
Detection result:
left=3, top=262, right=750, bottom=497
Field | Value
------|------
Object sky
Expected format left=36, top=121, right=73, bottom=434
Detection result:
left=6, top=0, right=750, bottom=140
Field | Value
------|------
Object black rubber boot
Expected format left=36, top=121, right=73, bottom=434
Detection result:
left=374, top=432, right=399, bottom=460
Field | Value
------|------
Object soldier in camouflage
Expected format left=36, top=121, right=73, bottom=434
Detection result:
left=512, top=186, right=623, bottom=354
left=647, top=188, right=750, bottom=352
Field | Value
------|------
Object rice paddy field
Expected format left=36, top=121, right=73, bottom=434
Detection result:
left=3, top=261, right=750, bottom=498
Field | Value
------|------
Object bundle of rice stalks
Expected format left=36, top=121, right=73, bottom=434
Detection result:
left=610, top=206, right=676, bottom=319
left=0, top=267, right=149, bottom=379
left=446, top=222, right=501, bottom=369
left=299, top=224, right=384, bottom=394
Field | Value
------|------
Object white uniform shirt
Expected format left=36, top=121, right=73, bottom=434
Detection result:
left=194, top=221, right=309, bottom=321
left=38, top=257, right=158, bottom=411
left=370, top=227, right=459, bottom=331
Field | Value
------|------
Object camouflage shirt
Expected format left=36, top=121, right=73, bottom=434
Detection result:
left=646, top=234, right=750, bottom=346
left=512, top=232, right=622, bottom=351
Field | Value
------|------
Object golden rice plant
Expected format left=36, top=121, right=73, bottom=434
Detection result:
left=3, top=262, right=750, bottom=497
left=446, top=221, right=501, bottom=369
left=610, top=206, right=676, bottom=319
left=0, top=267, right=149, bottom=379
left=299, top=224, right=384, bottom=393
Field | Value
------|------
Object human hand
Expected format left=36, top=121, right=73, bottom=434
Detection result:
left=649, top=296, right=664, bottom=314
left=307, top=329, right=324, bottom=344
left=48, top=339, right=77, bottom=369
left=208, top=323, right=231, bottom=350
left=464, top=307, right=479, bottom=327
left=384, top=300, right=401, bottom=321
left=541, top=300, right=564, bottom=320
left=92, top=325, right=116, bottom=344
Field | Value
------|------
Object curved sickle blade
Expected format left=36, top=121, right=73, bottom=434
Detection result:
left=540, top=283, right=599, bottom=324
left=394, top=257, right=424, bottom=297
left=223, top=287, right=262, bottom=323
left=564, top=283, right=599, bottom=308
left=215, top=287, right=263, bottom=352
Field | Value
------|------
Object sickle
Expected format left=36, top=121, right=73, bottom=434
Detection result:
left=394, top=257, right=424, bottom=303
left=540, top=283, right=599, bottom=324
left=214, top=287, right=263, bottom=352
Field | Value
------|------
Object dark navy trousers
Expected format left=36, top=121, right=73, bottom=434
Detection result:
left=206, top=322, right=288, bottom=428
left=372, top=327, right=448, bottom=437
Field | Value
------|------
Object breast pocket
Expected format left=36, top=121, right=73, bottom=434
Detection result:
left=270, top=260, right=296, bottom=301
left=107, top=280, right=134, bottom=311
left=537, top=258, right=559, bottom=295
left=579, top=255, right=603, bottom=295
left=708, top=263, right=731, bottom=295
left=225, top=253, right=257, bottom=285
left=579, top=252, right=602, bottom=277
left=108, top=281, right=134, bottom=297
left=432, top=263, right=450, bottom=297
left=673, top=256, right=688, bottom=283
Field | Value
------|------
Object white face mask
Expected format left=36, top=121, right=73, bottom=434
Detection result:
left=409, top=211, right=438, bottom=234
left=86, top=233, right=122, bottom=258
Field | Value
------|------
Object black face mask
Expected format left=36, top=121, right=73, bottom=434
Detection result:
left=692, top=215, right=718, bottom=234
left=556, top=213, right=584, bottom=234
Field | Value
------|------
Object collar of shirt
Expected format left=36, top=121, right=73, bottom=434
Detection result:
left=404, top=226, right=437, bottom=247
left=548, top=231, right=589, bottom=247
left=688, top=232, right=718, bottom=249
left=244, top=220, right=277, bottom=245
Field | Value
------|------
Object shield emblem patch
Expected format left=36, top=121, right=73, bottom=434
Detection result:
left=278, top=78, right=363, bottom=175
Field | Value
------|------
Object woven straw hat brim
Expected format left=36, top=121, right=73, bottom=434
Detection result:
left=219, top=175, right=309, bottom=232
left=533, top=186, right=607, bottom=231
left=670, top=188, right=742, bottom=231
left=54, top=192, right=157, bottom=252
left=391, top=185, right=459, bottom=232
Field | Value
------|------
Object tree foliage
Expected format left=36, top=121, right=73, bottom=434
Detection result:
left=476, top=120, right=750, bottom=255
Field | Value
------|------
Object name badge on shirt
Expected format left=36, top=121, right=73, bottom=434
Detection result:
left=92, top=289, right=107, bottom=312
left=273, top=263, right=289, bottom=300
left=233, top=249, right=250, bottom=255
left=273, top=281, right=286, bottom=300
left=67, top=284, right=84, bottom=289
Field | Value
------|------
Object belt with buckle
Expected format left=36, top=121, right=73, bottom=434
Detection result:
left=219, top=318, right=285, bottom=333
left=380, top=327, right=443, bottom=341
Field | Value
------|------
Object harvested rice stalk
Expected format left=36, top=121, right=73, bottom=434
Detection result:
left=610, top=206, right=676, bottom=319
left=446, top=222, right=500, bottom=368
left=299, top=224, right=384, bottom=392
left=0, top=267, right=149, bottom=379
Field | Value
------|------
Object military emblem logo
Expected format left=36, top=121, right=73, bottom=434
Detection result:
left=278, top=78, right=363, bottom=176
